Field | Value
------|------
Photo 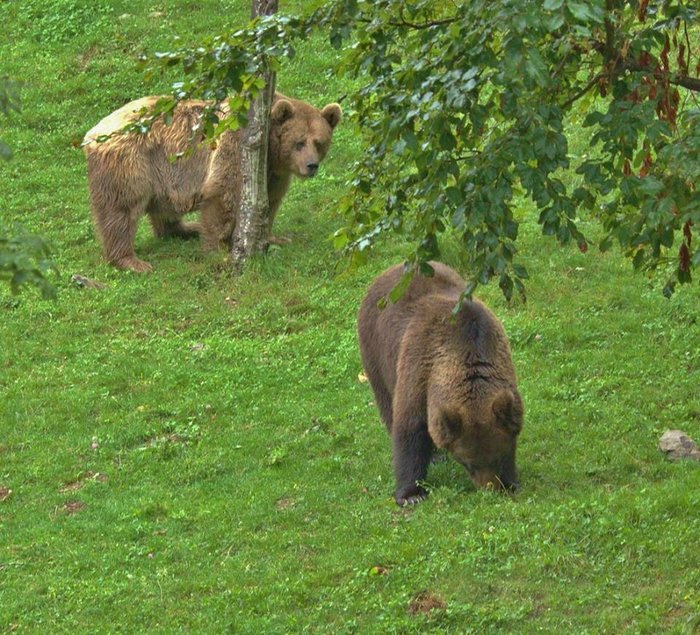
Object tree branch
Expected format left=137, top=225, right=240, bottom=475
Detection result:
left=351, top=15, right=458, bottom=30
left=562, top=73, right=605, bottom=109
left=389, top=17, right=457, bottom=29
left=621, top=59, right=700, bottom=92
left=603, top=0, right=617, bottom=64
left=670, top=74, right=700, bottom=92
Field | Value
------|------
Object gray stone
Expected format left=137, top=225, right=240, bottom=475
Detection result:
left=71, top=274, right=106, bottom=290
left=659, top=430, right=700, bottom=461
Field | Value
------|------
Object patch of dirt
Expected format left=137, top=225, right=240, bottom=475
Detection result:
left=276, top=497, right=296, bottom=511
left=141, top=434, right=183, bottom=448
left=59, top=481, right=84, bottom=493
left=75, top=45, right=100, bottom=72
left=59, top=471, right=108, bottom=493
left=407, top=590, right=447, bottom=615
left=63, top=501, right=86, bottom=515
left=0, top=487, right=12, bottom=502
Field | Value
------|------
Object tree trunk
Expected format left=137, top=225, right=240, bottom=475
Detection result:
left=230, top=0, right=279, bottom=271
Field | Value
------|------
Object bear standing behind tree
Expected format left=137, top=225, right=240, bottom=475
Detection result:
left=357, top=262, right=524, bottom=506
left=82, top=93, right=341, bottom=272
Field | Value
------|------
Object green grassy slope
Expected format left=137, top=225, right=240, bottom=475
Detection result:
left=1, top=1, right=699, bottom=633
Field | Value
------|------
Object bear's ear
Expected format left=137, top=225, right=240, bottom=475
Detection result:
left=271, top=99, right=295, bottom=125
left=321, top=103, right=342, bottom=129
left=431, top=411, right=462, bottom=448
left=491, top=390, right=523, bottom=435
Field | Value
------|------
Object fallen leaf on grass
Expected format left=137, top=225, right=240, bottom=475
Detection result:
left=369, top=565, right=389, bottom=576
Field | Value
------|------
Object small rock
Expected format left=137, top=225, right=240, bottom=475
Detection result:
left=71, top=274, right=106, bottom=290
left=659, top=430, right=700, bottom=461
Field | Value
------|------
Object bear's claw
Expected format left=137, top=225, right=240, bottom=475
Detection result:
left=395, top=485, right=428, bottom=507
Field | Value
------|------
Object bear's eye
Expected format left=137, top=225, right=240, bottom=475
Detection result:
left=294, top=141, right=305, bottom=151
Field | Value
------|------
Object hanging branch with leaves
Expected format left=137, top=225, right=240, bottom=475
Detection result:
left=319, top=0, right=700, bottom=298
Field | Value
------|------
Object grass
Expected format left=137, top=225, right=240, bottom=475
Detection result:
left=1, top=1, right=700, bottom=633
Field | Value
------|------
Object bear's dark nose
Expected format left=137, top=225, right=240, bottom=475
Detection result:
left=503, top=478, right=520, bottom=493
left=306, top=162, right=319, bottom=176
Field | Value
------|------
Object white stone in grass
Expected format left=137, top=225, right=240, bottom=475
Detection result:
left=658, top=430, right=700, bottom=461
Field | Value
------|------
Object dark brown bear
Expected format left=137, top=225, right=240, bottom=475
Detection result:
left=357, top=262, right=524, bottom=506
left=83, top=93, right=341, bottom=272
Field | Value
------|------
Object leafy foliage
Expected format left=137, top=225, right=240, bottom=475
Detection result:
left=1, top=77, right=56, bottom=298
left=0, top=225, right=56, bottom=299
left=137, top=12, right=303, bottom=142
left=136, top=0, right=700, bottom=297
left=316, top=0, right=700, bottom=298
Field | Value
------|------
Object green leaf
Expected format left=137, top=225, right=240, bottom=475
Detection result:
left=388, top=268, right=414, bottom=303
left=544, top=0, right=564, bottom=10
left=439, top=130, right=456, bottom=151
left=566, top=1, right=604, bottom=23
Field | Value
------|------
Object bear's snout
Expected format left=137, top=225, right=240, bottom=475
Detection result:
left=464, top=462, right=519, bottom=493
left=472, top=471, right=519, bottom=492
left=305, top=162, right=319, bottom=176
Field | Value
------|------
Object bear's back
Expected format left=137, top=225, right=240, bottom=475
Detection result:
left=358, top=262, right=516, bottom=393
left=358, top=262, right=466, bottom=392
left=82, top=97, right=214, bottom=156
left=83, top=97, right=161, bottom=149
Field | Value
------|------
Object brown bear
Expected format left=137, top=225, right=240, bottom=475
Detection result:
left=357, top=262, right=524, bottom=506
left=82, top=93, right=342, bottom=272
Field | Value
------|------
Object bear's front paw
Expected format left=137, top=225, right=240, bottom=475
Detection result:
left=395, top=484, right=428, bottom=507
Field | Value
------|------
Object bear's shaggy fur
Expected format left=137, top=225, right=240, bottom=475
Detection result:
left=82, top=94, right=341, bottom=272
left=357, top=262, right=524, bottom=506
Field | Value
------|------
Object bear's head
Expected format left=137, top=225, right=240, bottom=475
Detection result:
left=428, top=387, right=524, bottom=492
left=269, top=96, right=342, bottom=179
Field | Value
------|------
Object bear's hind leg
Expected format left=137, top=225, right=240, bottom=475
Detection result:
left=199, top=199, right=232, bottom=251
left=148, top=200, right=200, bottom=241
left=94, top=200, right=152, bottom=273
left=149, top=214, right=201, bottom=240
